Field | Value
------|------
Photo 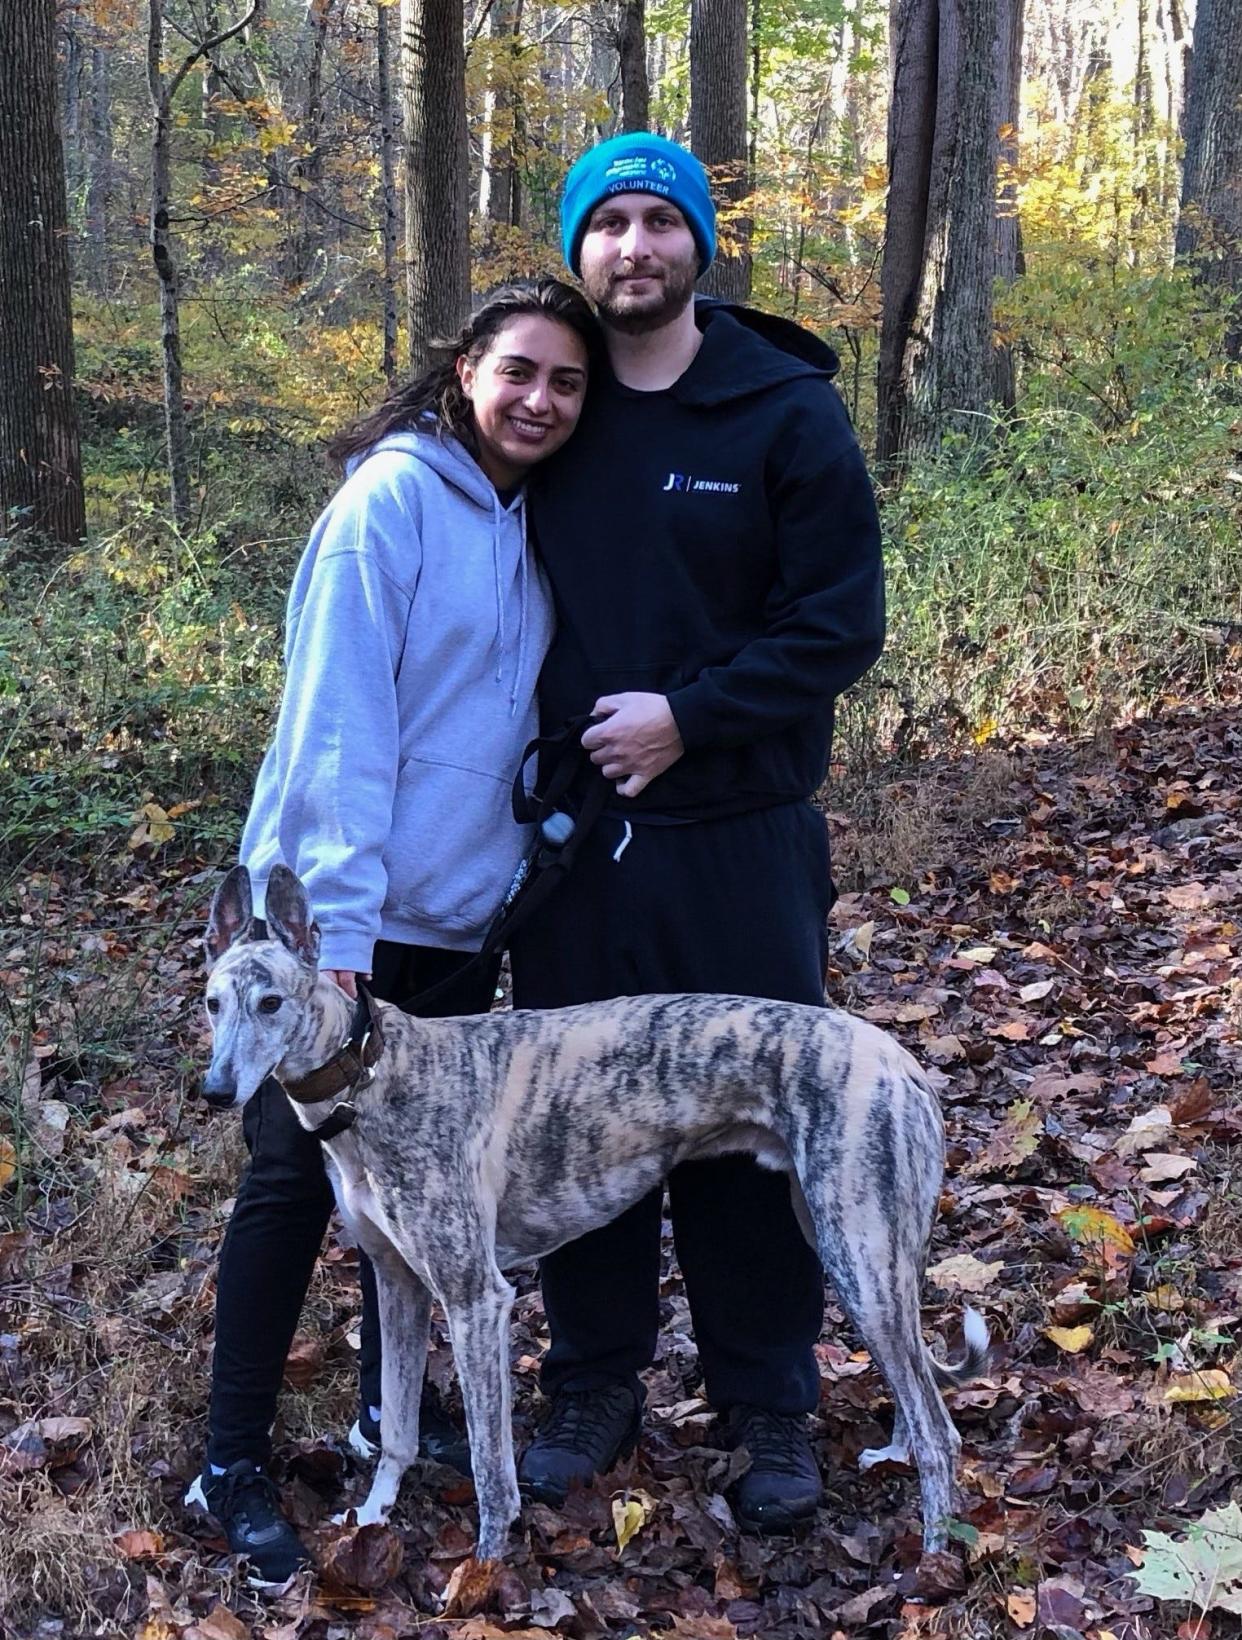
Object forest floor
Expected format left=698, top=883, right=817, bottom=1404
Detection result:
left=2, top=685, right=1241, bottom=1640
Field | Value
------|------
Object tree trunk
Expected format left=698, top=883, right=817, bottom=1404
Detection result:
left=479, top=0, right=522, bottom=227
left=992, top=0, right=1023, bottom=411
left=147, top=0, right=261, bottom=527
left=85, top=38, right=113, bottom=293
left=1176, top=0, right=1242, bottom=357
left=0, top=0, right=84, bottom=547
left=877, top=0, right=938, bottom=464
left=377, top=0, right=399, bottom=384
left=62, top=5, right=85, bottom=211
left=148, top=6, right=192, bottom=529
left=618, top=0, right=649, bottom=132
left=402, top=0, right=469, bottom=372
left=877, top=0, right=1001, bottom=463
left=690, top=0, right=751, bottom=300
left=289, top=0, right=335, bottom=285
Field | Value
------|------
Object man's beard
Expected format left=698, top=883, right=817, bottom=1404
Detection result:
left=585, top=257, right=698, bottom=334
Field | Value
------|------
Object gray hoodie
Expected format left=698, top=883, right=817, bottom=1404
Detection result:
left=241, top=429, right=554, bottom=972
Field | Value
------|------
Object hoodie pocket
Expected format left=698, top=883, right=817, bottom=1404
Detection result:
left=387, top=755, right=528, bottom=937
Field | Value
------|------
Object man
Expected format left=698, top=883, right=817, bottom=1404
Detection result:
left=510, top=132, right=885, bottom=1531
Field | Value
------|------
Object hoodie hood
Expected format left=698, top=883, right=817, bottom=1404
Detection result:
left=667, top=298, right=842, bottom=409
left=348, top=425, right=498, bottom=507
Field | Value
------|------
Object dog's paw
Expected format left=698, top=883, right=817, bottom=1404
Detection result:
left=351, top=1498, right=392, bottom=1528
left=858, top=1441, right=912, bottom=1471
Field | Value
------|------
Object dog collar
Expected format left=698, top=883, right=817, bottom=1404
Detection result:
left=276, top=986, right=385, bottom=1141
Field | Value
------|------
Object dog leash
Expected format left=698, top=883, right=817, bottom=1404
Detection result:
left=286, top=716, right=609, bottom=1141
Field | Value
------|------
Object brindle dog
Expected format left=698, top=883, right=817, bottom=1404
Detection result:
left=201, top=863, right=988, bottom=1559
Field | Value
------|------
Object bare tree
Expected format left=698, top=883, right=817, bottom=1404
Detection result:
left=288, top=0, right=336, bottom=285
left=1176, top=0, right=1242, bottom=357
left=691, top=0, right=751, bottom=300
left=402, top=0, right=469, bottom=372
left=877, top=0, right=1001, bottom=463
left=85, top=29, right=113, bottom=293
left=0, top=0, right=84, bottom=546
left=377, top=0, right=400, bottom=384
left=618, top=0, right=649, bottom=132
left=993, top=0, right=1024, bottom=410
left=479, top=0, right=524, bottom=228
left=147, top=0, right=262, bottom=528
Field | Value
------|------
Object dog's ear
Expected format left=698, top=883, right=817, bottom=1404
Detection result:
left=264, top=865, right=321, bottom=968
left=205, top=866, right=254, bottom=968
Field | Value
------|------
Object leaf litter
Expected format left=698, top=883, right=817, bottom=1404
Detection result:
left=1, top=696, right=1241, bottom=1636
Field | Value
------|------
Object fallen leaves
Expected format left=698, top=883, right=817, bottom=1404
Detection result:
left=926, top=1252, right=1004, bottom=1293
left=319, top=1522, right=404, bottom=1592
left=1162, top=1369, right=1237, bottom=1404
left=1044, top=1323, right=1094, bottom=1353
left=1132, top=1500, right=1242, bottom=1615
left=611, top=1488, right=657, bottom=1554
left=5, top=698, right=1242, bottom=1637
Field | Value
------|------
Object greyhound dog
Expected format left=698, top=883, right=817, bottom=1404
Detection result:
left=201, top=863, right=988, bottom=1559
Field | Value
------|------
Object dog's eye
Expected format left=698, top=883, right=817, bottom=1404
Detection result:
left=258, top=995, right=282, bottom=1014
left=206, top=997, right=220, bottom=1015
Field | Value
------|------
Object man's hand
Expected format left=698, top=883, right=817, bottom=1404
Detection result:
left=582, top=692, right=685, bottom=799
left=323, top=968, right=369, bottom=999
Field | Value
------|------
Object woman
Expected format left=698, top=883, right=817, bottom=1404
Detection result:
left=186, top=280, right=599, bottom=1585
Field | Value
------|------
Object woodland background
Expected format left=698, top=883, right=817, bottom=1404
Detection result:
left=1, top=0, right=1242, bottom=1636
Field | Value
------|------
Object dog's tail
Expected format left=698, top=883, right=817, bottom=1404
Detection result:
left=927, top=1307, right=991, bottom=1389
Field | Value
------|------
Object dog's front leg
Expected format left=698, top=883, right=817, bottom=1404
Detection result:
left=444, top=1269, right=518, bottom=1561
left=352, top=1251, right=432, bottom=1527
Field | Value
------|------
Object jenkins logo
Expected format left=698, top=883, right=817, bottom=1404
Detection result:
left=663, top=472, right=741, bottom=494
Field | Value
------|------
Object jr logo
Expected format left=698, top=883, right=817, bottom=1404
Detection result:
left=663, top=472, right=741, bottom=494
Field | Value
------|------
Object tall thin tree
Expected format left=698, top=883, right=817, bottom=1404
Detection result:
left=0, top=0, right=84, bottom=545
left=377, top=0, right=400, bottom=384
left=690, top=0, right=751, bottom=300
left=1176, top=0, right=1242, bottom=358
left=992, top=0, right=1023, bottom=410
left=402, top=0, right=469, bottom=372
left=148, top=0, right=261, bottom=528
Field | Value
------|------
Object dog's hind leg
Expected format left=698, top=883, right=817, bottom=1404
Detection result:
left=443, top=1265, right=519, bottom=1562
left=352, top=1250, right=432, bottom=1527
left=800, top=1151, right=961, bottom=1548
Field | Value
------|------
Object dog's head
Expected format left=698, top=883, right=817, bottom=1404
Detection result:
left=201, top=864, right=324, bottom=1109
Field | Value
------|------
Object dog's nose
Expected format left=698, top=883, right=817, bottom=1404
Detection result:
left=200, top=1070, right=238, bottom=1110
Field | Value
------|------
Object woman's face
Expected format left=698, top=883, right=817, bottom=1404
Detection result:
left=457, top=313, right=590, bottom=490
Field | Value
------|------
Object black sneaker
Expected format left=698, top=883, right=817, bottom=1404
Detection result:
left=348, top=1388, right=472, bottom=1477
left=518, top=1384, right=641, bottom=1506
left=184, top=1460, right=312, bottom=1586
left=723, top=1406, right=823, bottom=1532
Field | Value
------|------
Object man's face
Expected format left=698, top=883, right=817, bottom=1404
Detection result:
left=578, top=193, right=699, bottom=333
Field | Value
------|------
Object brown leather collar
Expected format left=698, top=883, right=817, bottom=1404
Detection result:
left=275, top=986, right=385, bottom=1139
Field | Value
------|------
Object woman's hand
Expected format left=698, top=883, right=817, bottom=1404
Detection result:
left=323, top=969, right=369, bottom=999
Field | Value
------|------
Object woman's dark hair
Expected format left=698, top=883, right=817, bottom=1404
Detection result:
left=326, top=278, right=599, bottom=466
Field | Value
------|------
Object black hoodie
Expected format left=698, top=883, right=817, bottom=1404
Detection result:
left=528, top=298, right=885, bottom=820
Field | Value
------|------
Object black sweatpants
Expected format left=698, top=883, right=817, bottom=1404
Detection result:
left=508, top=799, right=834, bottom=1418
left=205, top=938, right=500, bottom=1469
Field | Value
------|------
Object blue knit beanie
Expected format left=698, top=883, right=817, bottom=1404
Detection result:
left=561, top=133, right=716, bottom=276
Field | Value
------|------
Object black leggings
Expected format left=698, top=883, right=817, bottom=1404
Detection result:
left=205, top=939, right=500, bottom=1469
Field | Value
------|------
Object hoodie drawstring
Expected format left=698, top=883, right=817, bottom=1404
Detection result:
left=491, top=491, right=506, bottom=683
left=512, top=497, right=529, bottom=718
left=490, top=490, right=530, bottom=717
